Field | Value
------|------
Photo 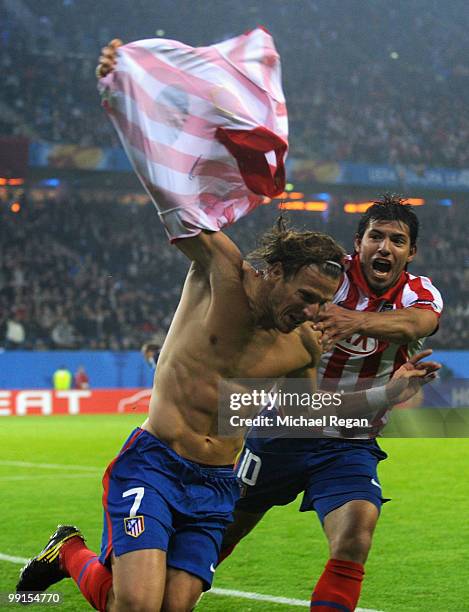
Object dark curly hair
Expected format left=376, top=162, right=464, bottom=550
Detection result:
left=248, top=217, right=346, bottom=279
left=357, top=194, right=419, bottom=246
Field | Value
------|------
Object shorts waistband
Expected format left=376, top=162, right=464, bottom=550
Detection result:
left=194, top=461, right=234, bottom=469
left=133, top=428, right=235, bottom=476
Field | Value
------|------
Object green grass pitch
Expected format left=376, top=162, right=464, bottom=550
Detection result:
left=1, top=415, right=468, bottom=611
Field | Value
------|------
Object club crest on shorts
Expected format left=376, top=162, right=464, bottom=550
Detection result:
left=124, top=515, right=145, bottom=538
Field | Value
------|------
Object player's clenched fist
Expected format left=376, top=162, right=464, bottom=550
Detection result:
left=95, top=38, right=123, bottom=79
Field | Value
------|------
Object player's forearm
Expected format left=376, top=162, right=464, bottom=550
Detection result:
left=174, top=231, right=211, bottom=265
left=336, top=385, right=390, bottom=419
left=357, top=309, right=433, bottom=344
left=175, top=230, right=242, bottom=270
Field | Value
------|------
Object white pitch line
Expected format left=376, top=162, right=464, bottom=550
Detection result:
left=0, top=553, right=28, bottom=564
left=210, top=588, right=382, bottom=611
left=0, top=553, right=382, bottom=611
left=0, top=473, right=100, bottom=481
left=0, top=460, right=101, bottom=472
left=210, top=588, right=308, bottom=606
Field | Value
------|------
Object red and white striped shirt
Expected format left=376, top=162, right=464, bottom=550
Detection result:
left=318, top=255, right=443, bottom=437
left=98, top=28, right=288, bottom=241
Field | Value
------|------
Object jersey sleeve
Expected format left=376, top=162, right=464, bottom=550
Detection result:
left=332, top=274, right=350, bottom=305
left=402, top=276, right=443, bottom=317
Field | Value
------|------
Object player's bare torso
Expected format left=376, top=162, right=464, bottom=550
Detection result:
left=142, top=260, right=322, bottom=465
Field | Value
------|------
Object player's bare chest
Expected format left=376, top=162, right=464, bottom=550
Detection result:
left=230, top=330, right=311, bottom=379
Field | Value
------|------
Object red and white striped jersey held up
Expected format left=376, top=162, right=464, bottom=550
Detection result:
left=98, top=27, right=288, bottom=241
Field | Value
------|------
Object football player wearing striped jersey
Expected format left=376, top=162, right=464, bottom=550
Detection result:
left=222, top=196, right=443, bottom=612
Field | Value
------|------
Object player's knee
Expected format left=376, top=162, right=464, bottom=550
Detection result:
left=112, top=588, right=159, bottom=612
left=329, top=530, right=373, bottom=564
left=161, top=570, right=203, bottom=612
left=161, top=588, right=200, bottom=612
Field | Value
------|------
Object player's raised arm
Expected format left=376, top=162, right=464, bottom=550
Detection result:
left=175, top=230, right=243, bottom=272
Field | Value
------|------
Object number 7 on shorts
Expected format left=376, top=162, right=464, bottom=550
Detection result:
left=122, top=487, right=145, bottom=517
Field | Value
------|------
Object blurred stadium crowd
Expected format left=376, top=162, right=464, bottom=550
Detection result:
left=0, top=192, right=467, bottom=350
left=1, top=0, right=468, bottom=351
left=1, top=0, right=469, bottom=166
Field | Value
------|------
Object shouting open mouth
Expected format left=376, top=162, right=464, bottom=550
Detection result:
left=371, top=258, right=393, bottom=278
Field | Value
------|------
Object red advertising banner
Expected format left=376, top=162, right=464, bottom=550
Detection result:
left=0, top=389, right=151, bottom=416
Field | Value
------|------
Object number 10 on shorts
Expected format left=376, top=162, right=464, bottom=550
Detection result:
left=237, top=450, right=262, bottom=485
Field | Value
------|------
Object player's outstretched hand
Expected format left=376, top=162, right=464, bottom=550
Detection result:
left=385, top=349, right=440, bottom=405
left=96, top=39, right=123, bottom=79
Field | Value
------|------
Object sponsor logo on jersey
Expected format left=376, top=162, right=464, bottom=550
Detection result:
left=335, top=334, right=378, bottom=356
left=124, top=515, right=145, bottom=538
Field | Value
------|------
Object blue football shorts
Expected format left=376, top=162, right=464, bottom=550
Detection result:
left=235, top=436, right=389, bottom=523
left=99, top=428, right=240, bottom=589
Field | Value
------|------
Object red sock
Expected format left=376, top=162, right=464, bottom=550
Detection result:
left=60, top=537, right=113, bottom=612
left=218, top=544, right=236, bottom=565
left=310, top=558, right=364, bottom=612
